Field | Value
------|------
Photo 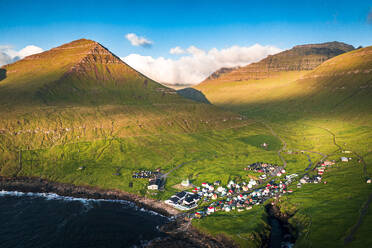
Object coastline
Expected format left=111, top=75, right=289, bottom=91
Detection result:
left=0, top=176, right=237, bottom=248
left=0, top=176, right=179, bottom=217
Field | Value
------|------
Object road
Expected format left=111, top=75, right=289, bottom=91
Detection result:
left=261, top=122, right=287, bottom=168
left=317, top=126, right=371, bottom=244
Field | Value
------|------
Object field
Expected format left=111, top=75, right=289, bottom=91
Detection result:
left=0, top=40, right=371, bottom=247
left=191, top=47, right=372, bottom=247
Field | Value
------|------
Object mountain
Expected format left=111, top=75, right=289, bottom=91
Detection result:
left=195, top=45, right=371, bottom=122
left=199, top=41, right=355, bottom=84
left=0, top=39, right=184, bottom=106
left=0, top=39, right=243, bottom=177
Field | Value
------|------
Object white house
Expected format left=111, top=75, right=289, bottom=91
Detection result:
left=341, top=157, right=349, bottom=162
left=181, top=179, right=190, bottom=187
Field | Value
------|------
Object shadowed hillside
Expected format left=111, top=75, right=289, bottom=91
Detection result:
left=177, top=87, right=210, bottom=104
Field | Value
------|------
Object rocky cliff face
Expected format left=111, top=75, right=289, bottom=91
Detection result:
left=206, top=67, right=239, bottom=80
left=202, top=41, right=355, bottom=82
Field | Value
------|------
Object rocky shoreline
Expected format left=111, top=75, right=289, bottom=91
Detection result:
left=0, top=176, right=179, bottom=217
left=147, top=217, right=237, bottom=248
left=0, top=176, right=236, bottom=248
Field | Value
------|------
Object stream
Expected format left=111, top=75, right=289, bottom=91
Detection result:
left=265, top=204, right=295, bottom=248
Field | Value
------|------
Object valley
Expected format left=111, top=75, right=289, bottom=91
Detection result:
left=0, top=40, right=371, bottom=248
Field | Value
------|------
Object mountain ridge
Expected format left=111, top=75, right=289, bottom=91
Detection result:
left=199, top=41, right=355, bottom=84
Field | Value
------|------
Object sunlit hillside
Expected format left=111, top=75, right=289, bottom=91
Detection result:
left=0, top=39, right=247, bottom=179
left=193, top=46, right=372, bottom=247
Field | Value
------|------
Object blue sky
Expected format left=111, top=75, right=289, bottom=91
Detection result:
left=1, top=0, right=371, bottom=84
left=1, top=0, right=371, bottom=55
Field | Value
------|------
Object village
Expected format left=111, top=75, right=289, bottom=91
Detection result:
left=163, top=161, right=294, bottom=218
left=162, top=154, right=362, bottom=219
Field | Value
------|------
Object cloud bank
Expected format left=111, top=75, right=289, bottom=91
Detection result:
left=169, top=46, right=185, bottom=54
left=0, top=45, right=44, bottom=67
left=125, top=33, right=153, bottom=47
left=123, top=44, right=282, bottom=85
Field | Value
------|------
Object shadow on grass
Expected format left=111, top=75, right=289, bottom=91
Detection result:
left=0, top=68, right=6, bottom=81
left=177, top=87, right=211, bottom=104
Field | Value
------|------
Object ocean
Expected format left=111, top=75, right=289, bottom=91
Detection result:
left=0, top=191, right=169, bottom=248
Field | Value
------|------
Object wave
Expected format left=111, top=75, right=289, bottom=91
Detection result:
left=0, top=190, right=169, bottom=219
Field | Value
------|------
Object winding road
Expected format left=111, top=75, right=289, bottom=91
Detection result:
left=315, top=126, right=371, bottom=245
left=261, top=122, right=287, bottom=168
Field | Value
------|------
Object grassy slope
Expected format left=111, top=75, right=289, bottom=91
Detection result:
left=0, top=39, right=245, bottom=178
left=0, top=39, right=370, bottom=247
left=193, top=46, right=372, bottom=247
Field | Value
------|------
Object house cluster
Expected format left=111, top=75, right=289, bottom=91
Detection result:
left=165, top=157, right=361, bottom=219
left=341, top=157, right=351, bottom=162
left=244, top=162, right=286, bottom=178
left=297, top=175, right=323, bottom=188
left=165, top=191, right=201, bottom=210
left=132, top=170, right=160, bottom=179
left=191, top=180, right=290, bottom=218
left=316, top=160, right=335, bottom=176
left=284, top=173, right=299, bottom=184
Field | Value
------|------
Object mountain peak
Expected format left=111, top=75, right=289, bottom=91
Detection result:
left=293, top=41, right=355, bottom=51
left=0, top=39, right=175, bottom=105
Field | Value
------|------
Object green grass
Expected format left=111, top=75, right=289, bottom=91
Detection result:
left=191, top=46, right=372, bottom=247
left=192, top=207, right=270, bottom=247
left=1, top=41, right=371, bottom=247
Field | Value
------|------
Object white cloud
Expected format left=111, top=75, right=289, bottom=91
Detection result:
left=0, top=45, right=44, bottom=67
left=125, top=33, right=153, bottom=47
left=18, top=45, right=44, bottom=58
left=0, top=52, right=13, bottom=67
left=122, top=44, right=282, bottom=85
left=169, top=46, right=185, bottom=55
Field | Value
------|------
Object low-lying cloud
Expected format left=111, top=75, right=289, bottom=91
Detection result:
left=123, top=44, right=282, bottom=85
left=0, top=45, right=44, bottom=67
left=125, top=33, right=153, bottom=48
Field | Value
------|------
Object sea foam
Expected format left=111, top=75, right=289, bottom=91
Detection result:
left=0, top=190, right=169, bottom=219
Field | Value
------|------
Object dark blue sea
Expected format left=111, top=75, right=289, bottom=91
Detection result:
left=0, top=191, right=169, bottom=248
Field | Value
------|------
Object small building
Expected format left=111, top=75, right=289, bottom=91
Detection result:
left=214, top=180, right=221, bottom=186
left=148, top=178, right=162, bottom=190
left=324, top=160, right=335, bottom=166
left=207, top=207, right=215, bottom=214
left=341, top=157, right=349, bottom=162
left=194, top=212, right=202, bottom=219
left=181, top=179, right=190, bottom=187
